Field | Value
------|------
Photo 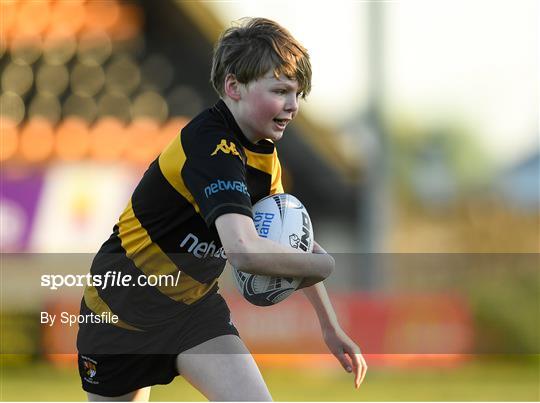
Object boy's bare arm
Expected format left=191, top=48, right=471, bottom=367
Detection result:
left=301, top=241, right=368, bottom=388
left=215, top=213, right=333, bottom=281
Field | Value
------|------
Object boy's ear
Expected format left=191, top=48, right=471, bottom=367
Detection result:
left=224, top=74, right=242, bottom=101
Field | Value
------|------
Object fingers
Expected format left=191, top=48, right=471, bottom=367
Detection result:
left=349, top=349, right=361, bottom=388
left=356, top=354, right=368, bottom=388
left=334, top=349, right=353, bottom=373
left=344, top=347, right=367, bottom=389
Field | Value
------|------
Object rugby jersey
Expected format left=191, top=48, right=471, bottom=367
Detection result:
left=82, top=100, right=283, bottom=329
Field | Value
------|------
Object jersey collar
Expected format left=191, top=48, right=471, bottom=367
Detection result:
left=213, top=100, right=275, bottom=154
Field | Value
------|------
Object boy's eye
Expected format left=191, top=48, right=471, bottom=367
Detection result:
left=274, top=89, right=287, bottom=95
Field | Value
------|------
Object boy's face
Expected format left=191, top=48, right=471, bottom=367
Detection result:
left=236, top=70, right=300, bottom=143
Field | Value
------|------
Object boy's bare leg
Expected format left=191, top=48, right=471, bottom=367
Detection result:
left=176, top=335, right=272, bottom=401
left=87, top=387, right=151, bottom=402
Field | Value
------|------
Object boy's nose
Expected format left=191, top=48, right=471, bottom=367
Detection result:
left=285, top=94, right=298, bottom=113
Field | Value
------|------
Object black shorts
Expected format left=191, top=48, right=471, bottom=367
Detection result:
left=77, top=292, right=239, bottom=397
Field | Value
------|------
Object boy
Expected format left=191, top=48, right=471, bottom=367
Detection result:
left=77, top=17, right=367, bottom=401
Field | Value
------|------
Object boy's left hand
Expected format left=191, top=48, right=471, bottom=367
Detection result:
left=323, top=326, right=368, bottom=388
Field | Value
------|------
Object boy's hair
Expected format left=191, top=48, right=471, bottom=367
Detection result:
left=211, top=17, right=312, bottom=99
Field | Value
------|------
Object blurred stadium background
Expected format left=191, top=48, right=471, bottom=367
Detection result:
left=1, top=0, right=538, bottom=401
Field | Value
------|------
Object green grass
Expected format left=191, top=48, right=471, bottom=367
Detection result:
left=1, top=356, right=538, bottom=401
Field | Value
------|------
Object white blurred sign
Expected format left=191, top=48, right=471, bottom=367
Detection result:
left=30, top=163, right=139, bottom=253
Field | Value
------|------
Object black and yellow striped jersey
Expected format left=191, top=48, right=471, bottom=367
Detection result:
left=82, top=100, right=283, bottom=329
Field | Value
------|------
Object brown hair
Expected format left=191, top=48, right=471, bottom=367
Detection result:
left=211, top=17, right=312, bottom=99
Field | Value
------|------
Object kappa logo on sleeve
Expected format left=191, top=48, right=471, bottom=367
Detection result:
left=211, top=139, right=242, bottom=160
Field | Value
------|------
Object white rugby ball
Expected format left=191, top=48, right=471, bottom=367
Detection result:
left=231, top=193, right=314, bottom=306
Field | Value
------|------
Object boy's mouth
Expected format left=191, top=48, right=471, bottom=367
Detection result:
left=272, top=119, right=289, bottom=130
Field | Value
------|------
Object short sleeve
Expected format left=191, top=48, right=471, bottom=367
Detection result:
left=181, top=132, right=252, bottom=227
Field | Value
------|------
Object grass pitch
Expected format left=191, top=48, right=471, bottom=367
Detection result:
left=1, top=355, right=538, bottom=401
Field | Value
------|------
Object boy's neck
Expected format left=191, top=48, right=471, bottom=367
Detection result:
left=222, top=97, right=259, bottom=144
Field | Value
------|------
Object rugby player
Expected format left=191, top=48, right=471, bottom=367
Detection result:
left=77, top=17, right=367, bottom=401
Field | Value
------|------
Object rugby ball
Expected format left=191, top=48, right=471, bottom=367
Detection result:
left=231, top=193, right=314, bottom=306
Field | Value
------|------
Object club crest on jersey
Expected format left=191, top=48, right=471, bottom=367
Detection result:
left=211, top=139, right=241, bottom=160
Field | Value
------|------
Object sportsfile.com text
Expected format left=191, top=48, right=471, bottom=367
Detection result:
left=40, top=271, right=181, bottom=290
